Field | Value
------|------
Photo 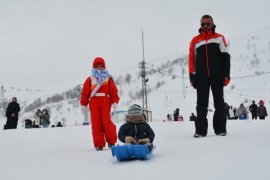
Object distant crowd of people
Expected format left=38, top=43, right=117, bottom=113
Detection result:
left=3, top=95, right=269, bottom=132
left=3, top=97, right=63, bottom=130
left=164, top=99, right=268, bottom=123
left=25, top=108, right=52, bottom=128
left=225, top=100, right=268, bottom=120
left=24, top=108, right=63, bottom=129
left=166, top=108, right=184, bottom=122
left=166, top=109, right=196, bottom=122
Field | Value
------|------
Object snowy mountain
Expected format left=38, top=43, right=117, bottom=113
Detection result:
left=1, top=27, right=270, bottom=128
left=227, top=27, right=270, bottom=107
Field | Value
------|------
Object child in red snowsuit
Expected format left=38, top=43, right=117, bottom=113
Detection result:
left=80, top=57, right=120, bottom=151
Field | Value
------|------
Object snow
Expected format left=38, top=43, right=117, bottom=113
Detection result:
left=0, top=2, right=270, bottom=179
left=1, top=119, right=270, bottom=180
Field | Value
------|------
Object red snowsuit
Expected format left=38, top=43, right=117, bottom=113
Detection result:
left=80, top=57, right=119, bottom=148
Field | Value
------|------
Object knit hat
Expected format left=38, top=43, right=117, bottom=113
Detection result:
left=126, top=104, right=145, bottom=124
left=92, top=57, right=106, bottom=69
left=259, top=100, right=264, bottom=106
left=128, top=104, right=143, bottom=115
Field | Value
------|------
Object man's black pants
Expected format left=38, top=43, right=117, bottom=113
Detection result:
left=195, top=77, right=227, bottom=135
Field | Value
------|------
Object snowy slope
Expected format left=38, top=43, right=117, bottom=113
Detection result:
left=115, top=27, right=270, bottom=120
left=1, top=27, right=270, bottom=126
left=226, top=27, right=270, bottom=108
left=0, top=120, right=270, bottom=180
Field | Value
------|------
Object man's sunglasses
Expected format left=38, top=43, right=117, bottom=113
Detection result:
left=201, top=23, right=211, bottom=27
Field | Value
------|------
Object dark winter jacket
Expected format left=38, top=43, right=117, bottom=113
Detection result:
left=5, top=101, right=20, bottom=129
left=56, top=122, right=63, bottom=127
left=173, top=109, right=179, bottom=121
left=118, top=120, right=155, bottom=143
left=249, top=104, right=258, bottom=115
left=40, top=114, right=50, bottom=127
left=40, top=109, right=50, bottom=126
left=6, top=101, right=20, bottom=118
left=189, top=31, right=230, bottom=78
left=257, top=106, right=268, bottom=117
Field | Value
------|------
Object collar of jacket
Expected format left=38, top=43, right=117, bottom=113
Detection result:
left=126, top=114, right=145, bottom=124
left=201, top=31, right=213, bottom=39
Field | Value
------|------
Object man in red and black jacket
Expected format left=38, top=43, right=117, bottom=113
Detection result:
left=188, top=15, right=230, bottom=138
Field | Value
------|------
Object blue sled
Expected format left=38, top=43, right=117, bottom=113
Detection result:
left=111, top=144, right=154, bottom=161
left=239, top=114, right=247, bottom=120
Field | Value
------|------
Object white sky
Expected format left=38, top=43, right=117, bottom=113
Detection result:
left=0, top=0, right=270, bottom=92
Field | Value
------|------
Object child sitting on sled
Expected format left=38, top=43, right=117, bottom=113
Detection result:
left=118, top=104, right=155, bottom=151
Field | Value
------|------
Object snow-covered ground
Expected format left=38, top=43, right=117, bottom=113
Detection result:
left=0, top=119, right=269, bottom=180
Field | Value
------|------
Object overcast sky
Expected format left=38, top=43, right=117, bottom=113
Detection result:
left=0, top=0, right=269, bottom=94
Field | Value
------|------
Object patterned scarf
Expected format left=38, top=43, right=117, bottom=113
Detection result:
left=91, top=69, right=110, bottom=85
left=90, top=69, right=111, bottom=97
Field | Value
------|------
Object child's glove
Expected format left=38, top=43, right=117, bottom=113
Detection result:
left=138, top=138, right=150, bottom=144
left=112, top=103, right=117, bottom=112
left=81, top=106, right=88, bottom=114
left=125, top=136, right=136, bottom=144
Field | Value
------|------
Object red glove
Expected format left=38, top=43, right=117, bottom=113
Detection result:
left=224, top=77, right=230, bottom=86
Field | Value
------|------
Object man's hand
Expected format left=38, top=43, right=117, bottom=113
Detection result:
left=189, top=73, right=197, bottom=89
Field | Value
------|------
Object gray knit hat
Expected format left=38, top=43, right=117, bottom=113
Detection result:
left=126, top=104, right=145, bottom=123
left=128, top=104, right=143, bottom=115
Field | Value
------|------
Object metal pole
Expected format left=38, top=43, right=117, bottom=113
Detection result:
left=141, top=29, right=149, bottom=122
left=142, top=29, right=145, bottom=62
left=141, top=61, right=145, bottom=111
left=181, top=60, right=186, bottom=98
